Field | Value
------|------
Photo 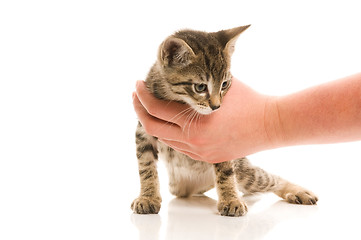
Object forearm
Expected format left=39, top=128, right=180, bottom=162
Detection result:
left=268, top=73, right=361, bottom=147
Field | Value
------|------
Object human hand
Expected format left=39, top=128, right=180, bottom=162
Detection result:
left=133, top=78, right=277, bottom=163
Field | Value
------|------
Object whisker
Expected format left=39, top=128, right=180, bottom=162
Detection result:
left=195, top=112, right=202, bottom=131
left=157, top=106, right=194, bottom=133
left=194, top=112, right=201, bottom=132
left=181, top=110, right=194, bottom=136
left=167, top=107, right=193, bottom=125
left=183, top=110, right=194, bottom=131
left=186, top=110, right=198, bottom=139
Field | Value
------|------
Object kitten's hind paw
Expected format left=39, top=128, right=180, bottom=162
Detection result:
left=276, top=182, right=318, bottom=205
left=217, top=199, right=248, bottom=217
left=131, top=197, right=161, bottom=214
left=285, top=191, right=318, bottom=205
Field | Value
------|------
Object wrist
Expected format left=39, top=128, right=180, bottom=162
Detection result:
left=263, top=96, right=286, bottom=150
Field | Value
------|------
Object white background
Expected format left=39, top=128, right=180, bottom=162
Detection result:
left=1, top=0, right=361, bottom=239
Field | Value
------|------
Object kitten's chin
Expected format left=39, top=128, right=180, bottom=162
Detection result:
left=193, top=106, right=213, bottom=115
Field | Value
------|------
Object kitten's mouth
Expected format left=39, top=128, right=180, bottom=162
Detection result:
left=193, top=105, right=214, bottom=115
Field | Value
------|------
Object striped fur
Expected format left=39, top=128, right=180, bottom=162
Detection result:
left=131, top=26, right=318, bottom=216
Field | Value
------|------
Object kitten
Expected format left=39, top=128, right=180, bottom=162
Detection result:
left=131, top=25, right=318, bottom=217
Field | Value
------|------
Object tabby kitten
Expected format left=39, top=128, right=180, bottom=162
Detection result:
left=132, top=25, right=318, bottom=217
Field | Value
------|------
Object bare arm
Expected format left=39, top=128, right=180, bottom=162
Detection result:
left=268, top=73, right=361, bottom=148
left=133, top=73, right=361, bottom=163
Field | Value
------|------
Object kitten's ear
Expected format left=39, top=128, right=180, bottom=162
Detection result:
left=215, top=25, right=251, bottom=56
left=159, top=37, right=195, bottom=67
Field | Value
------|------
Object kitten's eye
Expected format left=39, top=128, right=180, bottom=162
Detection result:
left=221, top=81, right=229, bottom=90
left=194, top=83, right=207, bottom=93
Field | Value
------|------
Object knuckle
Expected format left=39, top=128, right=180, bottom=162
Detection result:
left=189, top=135, right=206, bottom=146
left=143, top=123, right=156, bottom=136
left=147, top=107, right=158, bottom=117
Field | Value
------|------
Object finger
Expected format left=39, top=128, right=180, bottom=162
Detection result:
left=135, top=81, right=193, bottom=126
left=160, top=139, right=226, bottom=163
left=180, top=151, right=203, bottom=161
left=133, top=93, right=185, bottom=140
left=159, top=140, right=203, bottom=161
left=159, top=139, right=192, bottom=152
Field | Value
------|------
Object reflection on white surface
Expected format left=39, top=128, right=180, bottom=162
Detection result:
left=131, top=214, right=161, bottom=240
left=131, top=194, right=318, bottom=240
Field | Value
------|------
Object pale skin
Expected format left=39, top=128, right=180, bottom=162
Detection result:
left=133, top=73, right=361, bottom=163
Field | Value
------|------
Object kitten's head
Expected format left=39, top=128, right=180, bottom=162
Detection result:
left=156, top=25, right=250, bottom=115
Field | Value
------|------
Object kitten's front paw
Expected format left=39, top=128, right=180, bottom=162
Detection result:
left=285, top=191, right=318, bottom=205
left=217, top=199, right=248, bottom=217
left=131, top=197, right=161, bottom=214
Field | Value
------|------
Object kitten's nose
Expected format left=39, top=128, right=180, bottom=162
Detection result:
left=209, top=97, right=221, bottom=111
left=210, top=104, right=220, bottom=111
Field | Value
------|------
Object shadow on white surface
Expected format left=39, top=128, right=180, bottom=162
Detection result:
left=131, top=194, right=318, bottom=240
